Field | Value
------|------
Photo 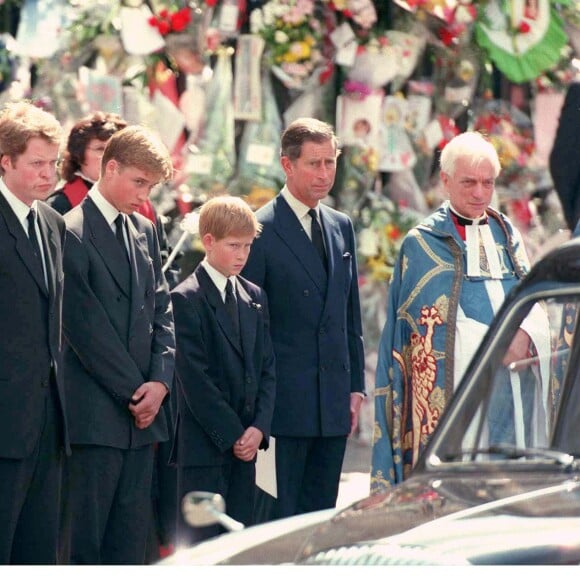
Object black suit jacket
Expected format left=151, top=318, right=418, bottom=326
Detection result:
left=550, top=82, right=580, bottom=231
left=170, top=265, right=276, bottom=467
left=0, top=195, right=69, bottom=458
left=242, top=194, right=365, bottom=438
left=62, top=196, right=175, bottom=448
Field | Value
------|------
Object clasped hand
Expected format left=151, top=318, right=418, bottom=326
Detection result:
left=128, top=381, right=168, bottom=429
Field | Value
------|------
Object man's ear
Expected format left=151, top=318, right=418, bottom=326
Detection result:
left=280, top=155, right=293, bottom=176
left=0, top=154, right=11, bottom=173
left=103, top=158, right=118, bottom=178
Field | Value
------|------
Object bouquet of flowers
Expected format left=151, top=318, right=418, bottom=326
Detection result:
left=249, top=0, right=326, bottom=90
left=354, top=193, right=420, bottom=282
left=472, top=99, right=536, bottom=190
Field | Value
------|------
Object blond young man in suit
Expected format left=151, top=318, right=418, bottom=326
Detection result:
left=61, top=126, right=175, bottom=564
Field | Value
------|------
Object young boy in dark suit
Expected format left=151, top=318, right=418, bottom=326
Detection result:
left=171, top=195, right=276, bottom=546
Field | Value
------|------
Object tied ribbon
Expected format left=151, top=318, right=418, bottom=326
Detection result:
left=343, top=80, right=373, bottom=100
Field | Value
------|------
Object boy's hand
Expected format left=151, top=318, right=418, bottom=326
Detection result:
left=129, top=381, right=168, bottom=429
left=233, top=427, right=263, bottom=462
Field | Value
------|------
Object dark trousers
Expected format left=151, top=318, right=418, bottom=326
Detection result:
left=0, top=389, right=63, bottom=564
left=177, top=458, right=256, bottom=547
left=270, top=435, right=347, bottom=521
left=65, top=444, right=155, bottom=564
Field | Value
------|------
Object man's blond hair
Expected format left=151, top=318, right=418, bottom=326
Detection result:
left=102, top=125, right=173, bottom=182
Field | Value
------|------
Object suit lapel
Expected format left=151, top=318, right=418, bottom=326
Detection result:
left=84, top=198, right=131, bottom=296
left=37, top=205, right=59, bottom=300
left=272, top=196, right=327, bottom=292
left=127, top=216, right=149, bottom=324
left=319, top=206, right=339, bottom=279
left=198, top=266, right=243, bottom=357
left=237, top=280, right=257, bottom=363
left=0, top=193, right=48, bottom=296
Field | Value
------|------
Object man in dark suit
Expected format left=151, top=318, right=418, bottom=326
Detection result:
left=61, top=126, right=175, bottom=564
left=242, top=117, right=365, bottom=521
left=0, top=101, right=69, bottom=563
left=549, top=81, right=580, bottom=232
left=171, top=195, right=276, bottom=545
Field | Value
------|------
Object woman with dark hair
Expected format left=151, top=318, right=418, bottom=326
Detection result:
left=48, top=111, right=128, bottom=215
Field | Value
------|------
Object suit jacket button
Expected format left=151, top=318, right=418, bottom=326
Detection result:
left=303, top=290, right=309, bottom=296
left=140, top=305, right=145, bottom=312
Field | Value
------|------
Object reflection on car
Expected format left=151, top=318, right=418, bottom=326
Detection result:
left=161, top=237, right=580, bottom=565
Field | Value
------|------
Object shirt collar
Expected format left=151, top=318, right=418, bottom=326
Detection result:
left=202, top=259, right=236, bottom=297
left=0, top=177, right=38, bottom=230
left=449, top=203, right=487, bottom=226
left=281, top=185, right=319, bottom=221
left=88, top=184, right=124, bottom=228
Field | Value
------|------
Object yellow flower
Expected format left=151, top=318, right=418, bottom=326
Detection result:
left=283, top=41, right=311, bottom=62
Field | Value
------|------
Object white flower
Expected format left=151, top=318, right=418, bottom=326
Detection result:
left=250, top=9, right=264, bottom=33
left=358, top=228, right=379, bottom=257
left=180, top=211, right=200, bottom=235
left=262, top=4, right=275, bottom=26
left=274, top=30, right=289, bottom=43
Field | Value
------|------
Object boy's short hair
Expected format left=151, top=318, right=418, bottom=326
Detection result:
left=199, top=195, right=261, bottom=240
left=102, top=125, right=173, bottom=183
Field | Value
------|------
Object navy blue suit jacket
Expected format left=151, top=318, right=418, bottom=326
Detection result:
left=170, top=265, right=276, bottom=466
left=242, top=194, right=365, bottom=438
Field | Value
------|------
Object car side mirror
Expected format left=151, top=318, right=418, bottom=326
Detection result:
left=181, top=491, right=245, bottom=532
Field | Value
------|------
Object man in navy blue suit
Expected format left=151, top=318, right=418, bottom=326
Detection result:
left=243, top=117, right=365, bottom=520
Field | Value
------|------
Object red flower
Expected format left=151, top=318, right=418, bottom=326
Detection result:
left=342, top=9, right=353, bottom=18
left=319, top=62, right=334, bottom=84
left=518, top=21, right=531, bottom=33
left=438, top=27, right=456, bottom=46
left=158, top=21, right=171, bottom=36
left=170, top=7, right=192, bottom=32
left=205, top=0, right=219, bottom=6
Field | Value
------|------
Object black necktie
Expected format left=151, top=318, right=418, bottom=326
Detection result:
left=308, top=208, right=327, bottom=270
left=114, top=214, right=130, bottom=262
left=27, top=208, right=46, bottom=286
left=225, top=279, right=240, bottom=342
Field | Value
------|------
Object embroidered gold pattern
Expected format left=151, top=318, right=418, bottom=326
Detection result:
left=409, top=305, right=442, bottom=466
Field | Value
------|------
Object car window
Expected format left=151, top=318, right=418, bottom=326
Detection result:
left=436, top=294, right=579, bottom=464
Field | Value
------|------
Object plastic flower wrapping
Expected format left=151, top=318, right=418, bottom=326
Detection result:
left=354, top=193, right=421, bottom=282
left=186, top=49, right=236, bottom=196
left=231, top=69, right=286, bottom=203
left=337, top=144, right=379, bottom=214
left=249, top=0, right=327, bottom=90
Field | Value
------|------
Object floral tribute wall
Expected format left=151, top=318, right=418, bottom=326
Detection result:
left=0, top=0, right=578, bottom=437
